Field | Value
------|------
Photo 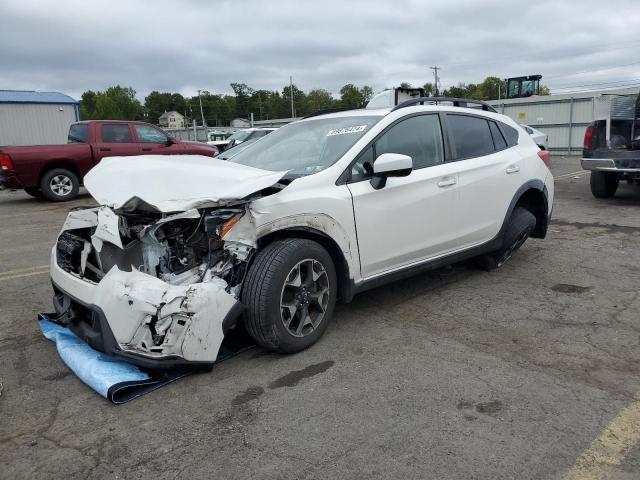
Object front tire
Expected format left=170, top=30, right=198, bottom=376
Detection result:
left=40, top=168, right=80, bottom=201
left=590, top=171, right=618, bottom=198
left=478, top=207, right=536, bottom=270
left=242, top=239, right=337, bottom=353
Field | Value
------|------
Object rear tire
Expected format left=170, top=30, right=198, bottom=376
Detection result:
left=590, top=171, right=618, bottom=198
left=477, top=207, right=536, bottom=270
left=40, top=168, right=79, bottom=201
left=241, top=239, right=337, bottom=353
left=24, top=187, right=44, bottom=199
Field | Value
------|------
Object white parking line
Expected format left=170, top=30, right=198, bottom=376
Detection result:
left=555, top=170, right=589, bottom=181
left=0, top=265, right=49, bottom=282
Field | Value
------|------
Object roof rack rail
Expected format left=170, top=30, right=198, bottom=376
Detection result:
left=303, top=107, right=355, bottom=119
left=391, top=96, right=497, bottom=113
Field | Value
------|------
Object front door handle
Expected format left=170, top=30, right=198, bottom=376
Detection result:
left=100, top=148, right=112, bottom=152
left=506, top=165, right=520, bottom=174
left=142, top=148, right=152, bottom=152
left=437, top=177, right=457, bottom=188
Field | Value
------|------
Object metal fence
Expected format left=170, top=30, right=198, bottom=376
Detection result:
left=164, top=126, right=215, bottom=142
left=488, top=87, right=639, bottom=155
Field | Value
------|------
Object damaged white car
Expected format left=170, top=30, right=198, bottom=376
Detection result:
left=50, top=95, right=554, bottom=368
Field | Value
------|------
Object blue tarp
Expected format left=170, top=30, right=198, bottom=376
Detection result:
left=39, top=315, right=191, bottom=404
left=39, top=314, right=255, bottom=404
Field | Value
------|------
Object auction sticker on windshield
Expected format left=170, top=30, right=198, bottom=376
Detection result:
left=326, top=125, right=368, bottom=136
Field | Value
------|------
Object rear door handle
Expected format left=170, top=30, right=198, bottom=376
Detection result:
left=142, top=148, right=152, bottom=152
left=437, top=177, right=457, bottom=188
left=100, top=148, right=112, bottom=152
left=506, top=165, right=520, bottom=174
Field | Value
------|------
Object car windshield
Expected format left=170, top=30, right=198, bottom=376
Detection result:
left=217, top=138, right=259, bottom=160
left=229, top=116, right=381, bottom=175
left=227, top=131, right=252, bottom=142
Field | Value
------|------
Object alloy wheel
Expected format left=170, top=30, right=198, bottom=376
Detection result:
left=497, top=228, right=532, bottom=267
left=50, top=175, right=73, bottom=197
left=280, top=258, right=330, bottom=338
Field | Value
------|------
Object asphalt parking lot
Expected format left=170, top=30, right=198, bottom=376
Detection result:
left=1, top=156, right=640, bottom=479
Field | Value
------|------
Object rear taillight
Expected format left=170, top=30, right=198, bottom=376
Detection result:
left=0, top=153, right=14, bottom=171
left=537, top=150, right=551, bottom=167
left=583, top=125, right=595, bottom=150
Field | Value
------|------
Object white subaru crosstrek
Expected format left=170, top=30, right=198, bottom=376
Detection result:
left=49, top=95, right=554, bottom=368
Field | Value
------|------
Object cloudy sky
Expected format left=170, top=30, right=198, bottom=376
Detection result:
left=2, top=0, right=639, bottom=100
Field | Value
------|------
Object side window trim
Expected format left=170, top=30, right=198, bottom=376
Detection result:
left=338, top=112, right=447, bottom=185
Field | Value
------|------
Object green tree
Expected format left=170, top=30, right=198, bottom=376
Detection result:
left=339, top=84, right=363, bottom=108
left=474, top=76, right=503, bottom=100
left=339, top=84, right=373, bottom=108
left=282, top=83, right=307, bottom=117
left=79, top=90, right=97, bottom=119
left=360, top=86, right=374, bottom=104
left=422, top=82, right=435, bottom=96
left=442, top=83, right=474, bottom=99
left=145, top=91, right=186, bottom=124
left=399, top=82, right=412, bottom=89
left=304, top=89, right=337, bottom=113
left=79, top=86, right=144, bottom=120
left=230, top=82, right=255, bottom=119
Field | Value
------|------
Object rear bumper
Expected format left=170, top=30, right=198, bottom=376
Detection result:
left=49, top=248, right=244, bottom=369
left=581, top=158, right=640, bottom=173
left=0, top=172, right=23, bottom=189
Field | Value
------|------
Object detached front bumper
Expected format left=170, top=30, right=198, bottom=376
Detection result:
left=50, top=249, right=244, bottom=369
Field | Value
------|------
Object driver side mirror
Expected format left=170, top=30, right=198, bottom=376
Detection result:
left=165, top=137, right=175, bottom=146
left=370, top=153, right=412, bottom=189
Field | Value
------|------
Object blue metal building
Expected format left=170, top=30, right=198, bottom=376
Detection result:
left=0, top=90, right=80, bottom=146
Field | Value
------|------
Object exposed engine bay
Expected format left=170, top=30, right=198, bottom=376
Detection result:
left=58, top=206, right=253, bottom=290
left=53, top=203, right=258, bottom=365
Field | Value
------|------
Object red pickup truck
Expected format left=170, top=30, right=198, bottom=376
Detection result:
left=0, top=120, right=218, bottom=201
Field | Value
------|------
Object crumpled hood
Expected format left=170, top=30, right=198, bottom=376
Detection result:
left=84, top=155, right=287, bottom=212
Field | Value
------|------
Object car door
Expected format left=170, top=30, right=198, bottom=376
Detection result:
left=347, top=114, right=460, bottom=279
left=133, top=124, right=178, bottom=155
left=94, top=123, right=139, bottom=162
left=446, top=114, right=524, bottom=249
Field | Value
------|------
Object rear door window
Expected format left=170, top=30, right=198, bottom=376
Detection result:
left=447, top=115, right=495, bottom=159
left=101, top=124, right=133, bottom=143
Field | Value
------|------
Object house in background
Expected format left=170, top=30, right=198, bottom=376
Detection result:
left=158, top=110, right=186, bottom=129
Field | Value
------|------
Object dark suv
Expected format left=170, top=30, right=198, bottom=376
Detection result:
left=582, top=92, right=640, bottom=198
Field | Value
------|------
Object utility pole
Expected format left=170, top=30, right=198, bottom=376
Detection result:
left=197, top=89, right=206, bottom=128
left=188, top=104, right=195, bottom=141
left=430, top=66, right=440, bottom=96
left=290, top=76, right=295, bottom=118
